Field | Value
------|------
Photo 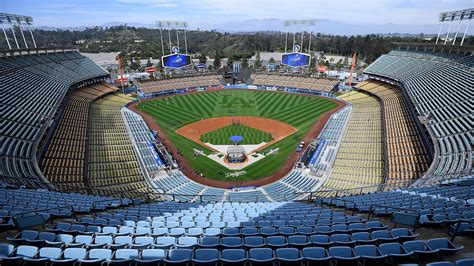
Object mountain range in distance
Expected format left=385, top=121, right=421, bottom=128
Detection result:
left=35, top=18, right=449, bottom=36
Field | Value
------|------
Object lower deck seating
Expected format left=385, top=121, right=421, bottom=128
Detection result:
left=41, top=83, right=116, bottom=189
left=319, top=92, right=384, bottom=197
left=357, top=80, right=430, bottom=186
left=87, top=94, right=157, bottom=198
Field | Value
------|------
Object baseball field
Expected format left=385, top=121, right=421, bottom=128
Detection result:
left=136, top=90, right=338, bottom=181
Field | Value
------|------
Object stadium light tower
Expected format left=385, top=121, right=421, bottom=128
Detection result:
left=0, top=13, right=36, bottom=50
left=436, top=8, right=473, bottom=46
left=156, top=21, right=189, bottom=56
left=283, top=19, right=316, bottom=55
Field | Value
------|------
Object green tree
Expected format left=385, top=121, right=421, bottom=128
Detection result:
left=241, top=57, right=249, bottom=68
left=198, top=53, right=207, bottom=64
left=268, top=57, right=276, bottom=64
left=146, top=58, right=153, bottom=67
left=343, top=56, right=349, bottom=67
left=227, top=58, right=234, bottom=68
left=213, top=51, right=222, bottom=69
left=254, top=51, right=262, bottom=69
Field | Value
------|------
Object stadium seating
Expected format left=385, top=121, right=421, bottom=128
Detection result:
left=0, top=186, right=125, bottom=229
left=41, top=83, right=116, bottom=189
left=327, top=182, right=474, bottom=228
left=364, top=50, right=472, bottom=185
left=1, top=51, right=108, bottom=185
left=357, top=80, right=430, bottom=186
left=251, top=73, right=338, bottom=92
left=87, top=94, right=157, bottom=198
left=303, top=106, right=352, bottom=176
left=122, top=108, right=166, bottom=175
left=135, top=75, right=222, bottom=95
left=0, top=199, right=468, bottom=265
left=318, top=91, right=384, bottom=196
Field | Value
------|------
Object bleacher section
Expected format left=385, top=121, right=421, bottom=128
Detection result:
left=318, top=92, right=384, bottom=196
left=136, top=75, right=221, bottom=95
left=41, top=83, right=116, bottom=189
left=357, top=80, right=430, bottom=185
left=251, top=74, right=338, bottom=92
left=122, top=108, right=165, bottom=176
left=364, top=50, right=472, bottom=185
left=1, top=51, right=108, bottom=185
left=87, top=94, right=156, bottom=198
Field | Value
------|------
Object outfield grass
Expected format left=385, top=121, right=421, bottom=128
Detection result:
left=137, top=90, right=337, bottom=181
left=200, top=124, right=273, bottom=145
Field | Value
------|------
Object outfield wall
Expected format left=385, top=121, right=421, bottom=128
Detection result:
left=138, top=83, right=339, bottom=102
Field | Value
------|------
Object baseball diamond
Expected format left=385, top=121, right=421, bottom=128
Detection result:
left=136, top=89, right=338, bottom=182
left=200, top=124, right=273, bottom=145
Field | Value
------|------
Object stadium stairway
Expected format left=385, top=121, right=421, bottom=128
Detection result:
left=0, top=182, right=472, bottom=265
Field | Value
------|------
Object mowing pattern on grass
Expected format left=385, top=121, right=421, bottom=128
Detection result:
left=200, top=124, right=273, bottom=145
left=137, top=90, right=338, bottom=181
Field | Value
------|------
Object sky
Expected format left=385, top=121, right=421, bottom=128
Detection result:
left=1, top=0, right=473, bottom=29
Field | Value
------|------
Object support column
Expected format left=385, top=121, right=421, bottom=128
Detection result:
left=435, top=23, right=443, bottom=44
left=452, top=20, right=462, bottom=45
left=184, top=29, right=187, bottom=54
left=176, top=30, right=179, bottom=51
left=1, top=22, right=11, bottom=49
left=444, top=22, right=452, bottom=45
left=159, top=28, right=164, bottom=56
left=9, top=21, right=20, bottom=49
left=168, top=29, right=172, bottom=53
left=18, top=22, right=28, bottom=49
left=27, top=23, right=36, bottom=48
left=460, top=19, right=471, bottom=46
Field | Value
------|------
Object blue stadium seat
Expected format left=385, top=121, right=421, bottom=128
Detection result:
left=331, top=234, right=355, bottom=246
left=352, top=232, right=376, bottom=244
left=378, top=243, right=413, bottom=259
left=135, top=249, right=166, bottom=265
left=51, top=247, right=87, bottom=265
left=221, top=237, right=243, bottom=248
left=302, top=247, right=331, bottom=264
left=192, top=249, right=219, bottom=266
left=456, top=258, right=474, bottom=266
left=260, top=227, right=278, bottom=236
left=7, top=230, right=39, bottom=244
left=371, top=230, right=398, bottom=242
left=244, top=236, right=266, bottom=248
left=155, top=236, right=176, bottom=248
left=221, top=249, right=247, bottom=265
left=426, top=238, right=464, bottom=255
left=354, top=245, right=387, bottom=262
left=403, top=240, right=437, bottom=256
left=199, top=237, right=219, bottom=248
left=288, top=235, right=310, bottom=248
left=266, top=236, right=288, bottom=249
left=328, top=246, right=359, bottom=263
left=249, top=248, right=275, bottom=266
left=391, top=228, right=419, bottom=241
left=79, top=248, right=112, bottom=265
left=222, top=227, right=240, bottom=236
left=164, top=249, right=192, bottom=266
left=275, top=248, right=303, bottom=265
left=310, top=234, right=333, bottom=248
left=112, top=249, right=139, bottom=266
